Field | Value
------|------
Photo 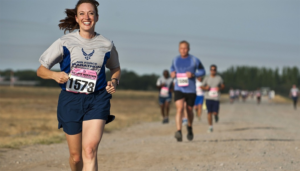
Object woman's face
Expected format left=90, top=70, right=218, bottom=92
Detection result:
left=76, top=3, right=98, bottom=33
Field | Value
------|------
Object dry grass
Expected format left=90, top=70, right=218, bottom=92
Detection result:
left=271, top=95, right=293, bottom=104
left=0, top=86, right=168, bottom=148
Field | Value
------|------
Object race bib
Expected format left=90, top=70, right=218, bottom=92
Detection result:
left=66, top=68, right=97, bottom=94
left=196, top=86, right=203, bottom=96
left=177, top=73, right=189, bottom=87
left=292, top=91, right=297, bottom=97
left=160, top=87, right=169, bottom=97
left=208, top=87, right=218, bottom=98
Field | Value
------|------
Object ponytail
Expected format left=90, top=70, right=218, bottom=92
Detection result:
left=58, top=0, right=99, bottom=34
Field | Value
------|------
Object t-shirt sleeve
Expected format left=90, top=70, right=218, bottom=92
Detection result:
left=106, top=45, right=120, bottom=70
left=195, top=58, right=206, bottom=77
left=202, top=76, right=208, bottom=86
left=39, top=39, right=63, bottom=69
left=156, top=78, right=161, bottom=86
left=170, top=59, right=176, bottom=72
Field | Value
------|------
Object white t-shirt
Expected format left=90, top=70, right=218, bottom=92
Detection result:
left=195, top=79, right=204, bottom=96
left=229, top=90, right=235, bottom=97
left=291, top=88, right=299, bottom=97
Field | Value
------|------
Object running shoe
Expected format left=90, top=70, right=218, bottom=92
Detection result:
left=197, top=116, right=201, bottom=121
left=165, top=118, right=169, bottom=123
left=187, top=126, right=194, bottom=141
left=182, top=118, right=188, bottom=126
left=175, top=131, right=182, bottom=142
left=207, top=127, right=213, bottom=133
left=162, top=118, right=166, bottom=124
left=214, top=115, right=219, bottom=123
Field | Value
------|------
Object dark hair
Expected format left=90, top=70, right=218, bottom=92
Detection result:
left=58, top=0, right=99, bottom=34
left=179, top=40, right=190, bottom=50
left=210, top=64, right=217, bottom=71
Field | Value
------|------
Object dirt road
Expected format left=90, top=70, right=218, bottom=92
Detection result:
left=1, top=97, right=299, bottom=171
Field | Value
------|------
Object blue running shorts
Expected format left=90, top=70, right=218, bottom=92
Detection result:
left=206, top=99, right=220, bottom=113
left=194, top=95, right=204, bottom=105
left=57, top=88, right=114, bottom=135
left=159, top=93, right=172, bottom=105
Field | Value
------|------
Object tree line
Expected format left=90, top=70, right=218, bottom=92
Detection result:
left=0, top=66, right=299, bottom=95
left=221, top=66, right=300, bottom=95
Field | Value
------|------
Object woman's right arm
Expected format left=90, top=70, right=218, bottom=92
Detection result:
left=37, top=65, right=69, bottom=84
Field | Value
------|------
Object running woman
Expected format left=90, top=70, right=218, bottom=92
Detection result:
left=290, top=84, right=299, bottom=110
left=37, top=1, right=121, bottom=170
left=156, top=70, right=173, bottom=123
left=201, top=64, right=224, bottom=133
left=170, top=40, right=206, bottom=142
left=194, top=77, right=204, bottom=120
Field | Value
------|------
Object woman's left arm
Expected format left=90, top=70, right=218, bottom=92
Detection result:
left=106, top=67, right=121, bottom=94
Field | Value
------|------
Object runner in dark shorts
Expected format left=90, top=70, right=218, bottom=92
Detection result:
left=290, top=84, right=299, bottom=110
left=201, top=65, right=225, bottom=133
left=156, top=70, right=173, bottom=123
left=37, top=1, right=121, bottom=170
left=170, top=40, right=206, bottom=141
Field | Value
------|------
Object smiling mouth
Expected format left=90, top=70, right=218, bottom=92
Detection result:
left=83, top=22, right=91, bottom=26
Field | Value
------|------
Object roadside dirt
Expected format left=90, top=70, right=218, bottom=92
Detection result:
left=1, top=97, right=299, bottom=171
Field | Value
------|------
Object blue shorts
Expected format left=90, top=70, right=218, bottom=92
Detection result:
left=206, top=99, right=220, bottom=113
left=159, top=94, right=172, bottom=105
left=194, top=96, right=204, bottom=105
left=57, top=88, right=114, bottom=135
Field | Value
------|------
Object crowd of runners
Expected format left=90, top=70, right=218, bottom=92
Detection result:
left=156, top=40, right=225, bottom=141
left=156, top=40, right=299, bottom=142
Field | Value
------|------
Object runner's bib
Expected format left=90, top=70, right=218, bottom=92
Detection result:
left=292, top=90, right=297, bottom=97
left=177, top=73, right=189, bottom=87
left=160, top=87, right=169, bottom=97
left=66, top=68, right=97, bottom=94
left=208, top=87, right=218, bottom=98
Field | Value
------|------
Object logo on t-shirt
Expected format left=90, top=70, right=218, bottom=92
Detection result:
left=82, top=48, right=95, bottom=60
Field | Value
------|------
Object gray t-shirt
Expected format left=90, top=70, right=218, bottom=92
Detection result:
left=156, top=77, right=173, bottom=97
left=202, top=75, right=224, bottom=101
left=156, top=77, right=173, bottom=89
left=39, top=31, right=119, bottom=91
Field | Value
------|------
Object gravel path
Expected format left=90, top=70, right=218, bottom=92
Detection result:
left=1, top=97, right=299, bottom=171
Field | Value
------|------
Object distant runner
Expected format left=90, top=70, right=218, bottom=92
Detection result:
left=235, top=89, right=240, bottom=101
left=194, top=77, right=204, bottom=120
left=241, top=90, right=247, bottom=102
left=229, top=88, right=235, bottom=104
left=290, top=85, right=299, bottom=110
left=201, top=64, right=225, bottom=133
left=256, top=88, right=261, bottom=104
left=170, top=40, right=206, bottom=142
left=156, top=70, right=173, bottom=123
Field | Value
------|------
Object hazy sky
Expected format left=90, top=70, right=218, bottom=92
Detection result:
left=0, top=0, right=299, bottom=75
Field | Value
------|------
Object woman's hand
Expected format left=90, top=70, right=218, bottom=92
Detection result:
left=37, top=65, right=69, bottom=84
left=106, top=81, right=117, bottom=94
left=53, top=72, right=69, bottom=84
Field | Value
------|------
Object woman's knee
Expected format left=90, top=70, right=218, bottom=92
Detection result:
left=83, top=144, right=98, bottom=160
left=70, top=152, right=82, bottom=164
